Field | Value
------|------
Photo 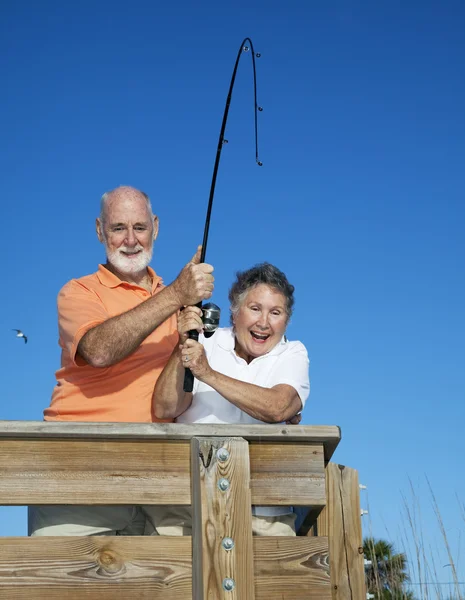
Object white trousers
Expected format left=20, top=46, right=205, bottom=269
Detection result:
left=29, top=505, right=296, bottom=537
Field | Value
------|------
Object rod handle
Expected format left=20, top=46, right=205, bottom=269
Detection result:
left=183, top=329, right=199, bottom=392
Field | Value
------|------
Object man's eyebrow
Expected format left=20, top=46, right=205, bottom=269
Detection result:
left=109, top=221, right=150, bottom=228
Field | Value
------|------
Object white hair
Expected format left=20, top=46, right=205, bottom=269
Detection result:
left=99, top=187, right=154, bottom=224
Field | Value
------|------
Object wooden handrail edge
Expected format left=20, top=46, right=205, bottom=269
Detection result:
left=0, top=421, right=341, bottom=460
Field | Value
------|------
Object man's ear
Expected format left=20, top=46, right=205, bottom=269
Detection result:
left=152, top=215, right=159, bottom=241
left=96, top=218, right=104, bottom=243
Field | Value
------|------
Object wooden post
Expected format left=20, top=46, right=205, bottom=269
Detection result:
left=314, top=463, right=366, bottom=600
left=191, top=437, right=255, bottom=600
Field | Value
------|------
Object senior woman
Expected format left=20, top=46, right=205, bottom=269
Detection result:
left=152, top=262, right=310, bottom=535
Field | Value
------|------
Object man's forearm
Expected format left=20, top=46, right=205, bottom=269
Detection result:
left=200, top=371, right=302, bottom=423
left=78, top=285, right=181, bottom=367
left=153, top=348, right=192, bottom=419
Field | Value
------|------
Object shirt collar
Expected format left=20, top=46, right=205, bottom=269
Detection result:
left=217, top=326, right=288, bottom=358
left=96, top=264, right=162, bottom=292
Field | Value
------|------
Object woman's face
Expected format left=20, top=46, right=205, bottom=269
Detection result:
left=233, top=284, right=288, bottom=362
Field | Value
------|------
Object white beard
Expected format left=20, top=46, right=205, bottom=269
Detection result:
left=105, top=243, right=153, bottom=276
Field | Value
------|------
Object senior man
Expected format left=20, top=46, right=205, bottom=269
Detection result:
left=29, top=185, right=214, bottom=536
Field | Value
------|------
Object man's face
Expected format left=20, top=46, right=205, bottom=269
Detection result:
left=97, top=191, right=158, bottom=277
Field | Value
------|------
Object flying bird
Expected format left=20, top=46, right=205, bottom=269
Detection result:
left=12, top=329, right=27, bottom=344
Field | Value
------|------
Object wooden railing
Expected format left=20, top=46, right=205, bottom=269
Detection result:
left=0, top=421, right=366, bottom=599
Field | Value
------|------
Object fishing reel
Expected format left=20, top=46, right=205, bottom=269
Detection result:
left=201, top=302, right=221, bottom=338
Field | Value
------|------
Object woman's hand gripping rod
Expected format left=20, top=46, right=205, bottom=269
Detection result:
left=183, top=303, right=221, bottom=392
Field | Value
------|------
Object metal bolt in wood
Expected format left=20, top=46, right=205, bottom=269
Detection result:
left=216, top=447, right=230, bottom=462
left=218, top=477, right=230, bottom=492
left=222, top=578, right=235, bottom=591
left=222, top=537, right=235, bottom=551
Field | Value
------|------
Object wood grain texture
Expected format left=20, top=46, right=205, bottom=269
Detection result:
left=253, top=536, right=331, bottom=600
left=249, top=442, right=325, bottom=506
left=0, top=536, right=191, bottom=599
left=191, top=437, right=255, bottom=600
left=0, top=439, right=191, bottom=505
left=314, top=463, right=366, bottom=600
left=0, top=421, right=341, bottom=460
left=0, top=536, right=330, bottom=599
left=0, top=439, right=326, bottom=506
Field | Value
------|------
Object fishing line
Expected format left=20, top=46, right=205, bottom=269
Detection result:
left=184, top=37, right=263, bottom=392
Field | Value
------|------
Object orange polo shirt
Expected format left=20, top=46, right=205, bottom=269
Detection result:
left=45, top=265, right=178, bottom=423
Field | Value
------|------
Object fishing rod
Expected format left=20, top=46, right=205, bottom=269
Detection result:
left=184, top=37, right=263, bottom=392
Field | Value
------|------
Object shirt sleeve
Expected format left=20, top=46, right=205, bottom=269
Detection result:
left=267, top=342, right=310, bottom=409
left=57, top=280, right=109, bottom=366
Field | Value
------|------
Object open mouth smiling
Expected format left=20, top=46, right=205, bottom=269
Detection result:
left=250, top=331, right=270, bottom=342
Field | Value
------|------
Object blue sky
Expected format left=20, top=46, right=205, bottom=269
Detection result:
left=1, top=0, right=464, bottom=587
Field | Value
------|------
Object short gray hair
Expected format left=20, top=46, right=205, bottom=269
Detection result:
left=99, top=187, right=153, bottom=224
left=228, top=263, right=295, bottom=325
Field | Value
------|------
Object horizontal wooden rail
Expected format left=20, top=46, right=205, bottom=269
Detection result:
left=0, top=536, right=330, bottom=599
left=0, top=423, right=348, bottom=599
left=0, top=439, right=326, bottom=506
left=0, top=421, right=341, bottom=462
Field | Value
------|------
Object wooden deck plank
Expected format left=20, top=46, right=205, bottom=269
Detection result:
left=0, top=421, right=341, bottom=460
left=249, top=442, right=325, bottom=506
left=0, top=536, right=329, bottom=599
left=0, top=536, right=191, bottom=599
left=0, top=440, right=326, bottom=506
left=254, top=536, right=330, bottom=599
left=0, top=439, right=191, bottom=505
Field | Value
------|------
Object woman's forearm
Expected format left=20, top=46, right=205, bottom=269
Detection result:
left=200, top=370, right=302, bottom=423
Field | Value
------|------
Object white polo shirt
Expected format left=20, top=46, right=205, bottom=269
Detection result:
left=177, top=327, right=310, bottom=425
left=177, top=327, right=310, bottom=516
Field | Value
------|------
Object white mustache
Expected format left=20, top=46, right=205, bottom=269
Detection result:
left=119, top=246, right=144, bottom=254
